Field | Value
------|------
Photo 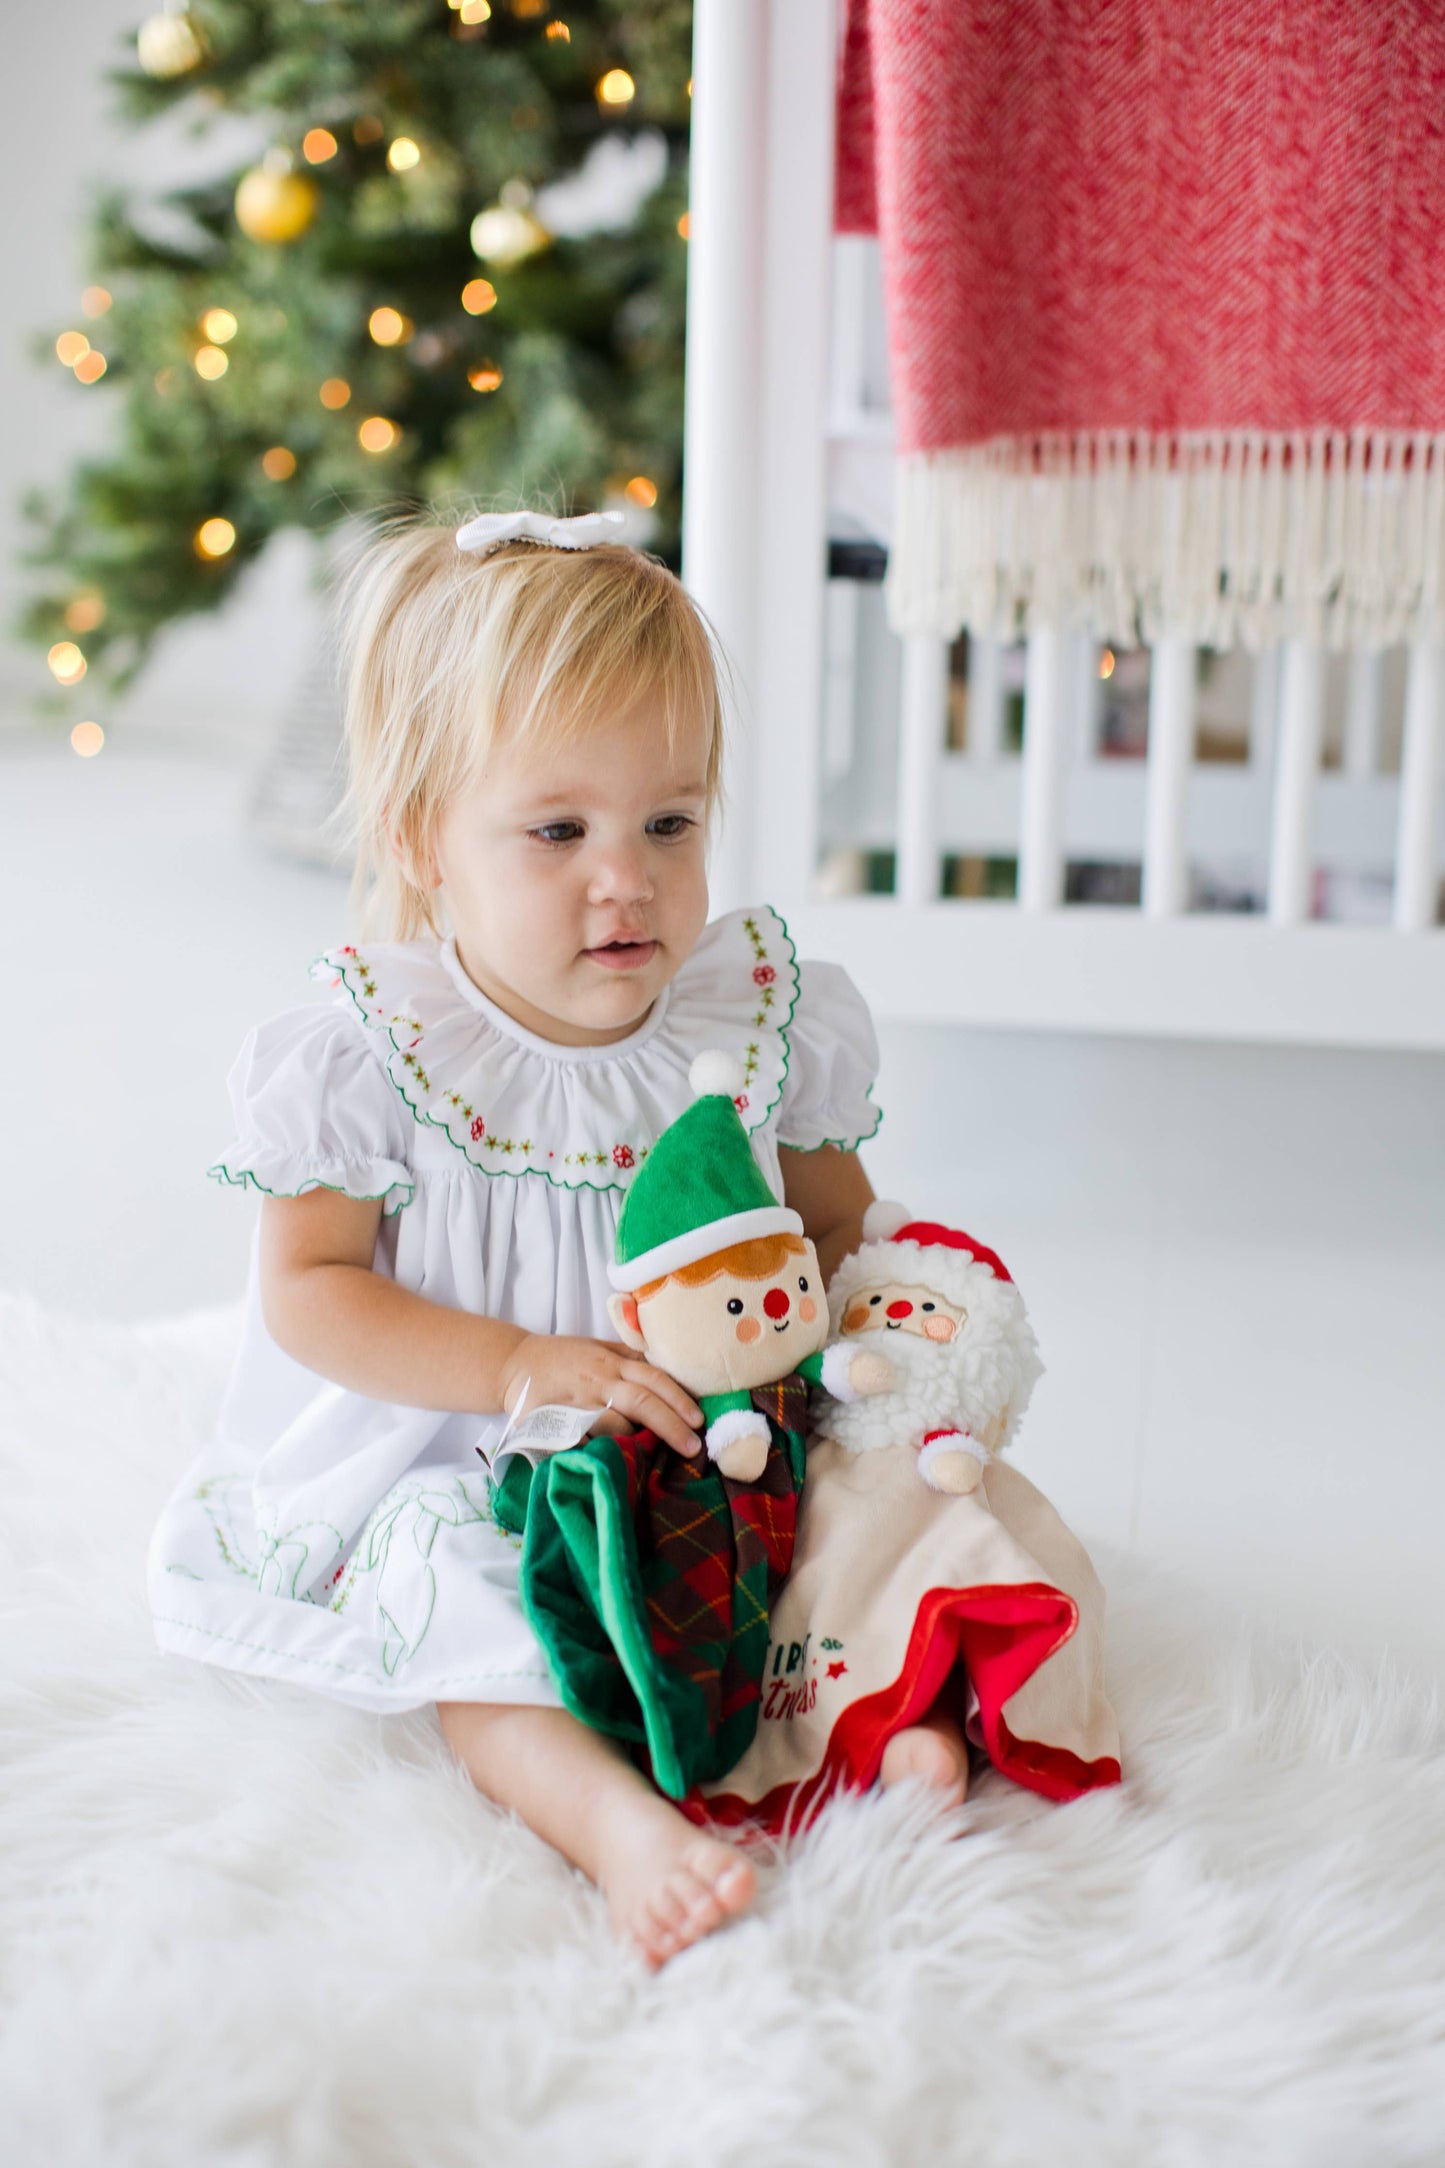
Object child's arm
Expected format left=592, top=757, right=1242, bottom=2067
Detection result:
left=258, top=1190, right=704, bottom=1455
left=778, top=1145, right=875, bottom=1286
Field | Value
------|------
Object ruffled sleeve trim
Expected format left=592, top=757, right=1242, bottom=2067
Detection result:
left=772, top=957, right=884, bottom=1154
left=208, top=1152, right=415, bottom=1217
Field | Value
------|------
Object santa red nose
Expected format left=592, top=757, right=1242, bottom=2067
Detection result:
left=886, top=1299, right=912, bottom=1318
left=763, top=1286, right=790, bottom=1319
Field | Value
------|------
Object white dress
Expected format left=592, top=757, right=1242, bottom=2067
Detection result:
left=148, top=904, right=882, bottom=1712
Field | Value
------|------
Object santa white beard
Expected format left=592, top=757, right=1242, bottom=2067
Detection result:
left=817, top=1328, right=1004, bottom=1459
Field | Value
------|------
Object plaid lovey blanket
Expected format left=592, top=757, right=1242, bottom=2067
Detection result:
left=493, top=1401, right=806, bottom=1800
left=837, top=0, right=1445, bottom=647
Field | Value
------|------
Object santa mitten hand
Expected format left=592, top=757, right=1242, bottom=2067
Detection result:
left=818, top=1341, right=893, bottom=1402
left=845, top=1350, right=895, bottom=1397
left=917, top=1429, right=990, bottom=1496
left=706, top=1410, right=770, bottom=1483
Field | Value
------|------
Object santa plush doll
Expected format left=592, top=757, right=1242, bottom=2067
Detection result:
left=699, top=1205, right=1121, bottom=1832
left=816, top=1203, right=1043, bottom=1494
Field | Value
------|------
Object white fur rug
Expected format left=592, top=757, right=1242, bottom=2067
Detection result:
left=2, top=1294, right=1443, bottom=2168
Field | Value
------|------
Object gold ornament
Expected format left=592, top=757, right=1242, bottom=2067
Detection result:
left=137, top=9, right=205, bottom=78
left=234, top=166, right=319, bottom=245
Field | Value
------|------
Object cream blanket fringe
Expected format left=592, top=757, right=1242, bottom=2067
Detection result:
left=887, top=430, right=1445, bottom=651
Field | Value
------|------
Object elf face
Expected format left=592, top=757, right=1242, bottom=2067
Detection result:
left=838, top=1281, right=965, bottom=1343
left=610, top=1241, right=830, bottom=1395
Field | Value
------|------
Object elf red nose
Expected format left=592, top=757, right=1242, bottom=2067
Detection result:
left=886, top=1300, right=913, bottom=1318
left=763, top=1286, right=790, bottom=1319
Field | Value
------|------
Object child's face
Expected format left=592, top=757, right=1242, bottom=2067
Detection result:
left=433, top=692, right=712, bottom=1046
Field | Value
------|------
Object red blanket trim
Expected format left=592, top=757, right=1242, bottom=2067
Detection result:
left=694, top=1580, right=1121, bottom=1835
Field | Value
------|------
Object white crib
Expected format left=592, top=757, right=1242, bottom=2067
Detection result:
left=681, top=0, right=1445, bottom=1051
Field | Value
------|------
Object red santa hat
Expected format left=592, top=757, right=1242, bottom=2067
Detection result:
left=826, top=1200, right=1019, bottom=1317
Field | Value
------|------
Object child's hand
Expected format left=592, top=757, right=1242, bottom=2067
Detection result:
left=500, top=1334, right=704, bottom=1459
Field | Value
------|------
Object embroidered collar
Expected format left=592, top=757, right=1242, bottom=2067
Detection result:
left=312, top=905, right=799, bottom=1192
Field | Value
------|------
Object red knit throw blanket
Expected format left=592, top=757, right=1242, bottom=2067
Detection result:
left=836, top=0, right=1445, bottom=648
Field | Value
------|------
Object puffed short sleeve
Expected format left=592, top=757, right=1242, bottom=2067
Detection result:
left=208, top=1004, right=415, bottom=1215
left=774, top=960, right=883, bottom=1152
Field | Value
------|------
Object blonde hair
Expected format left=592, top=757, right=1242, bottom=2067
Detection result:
left=333, top=514, right=729, bottom=938
left=634, top=1233, right=808, bottom=1303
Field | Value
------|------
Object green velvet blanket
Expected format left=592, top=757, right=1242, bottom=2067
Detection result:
left=494, top=1418, right=805, bottom=1800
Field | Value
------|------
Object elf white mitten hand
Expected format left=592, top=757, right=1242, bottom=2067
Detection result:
left=819, top=1342, right=895, bottom=1401
left=705, top=1410, right=770, bottom=1483
left=917, top=1428, right=990, bottom=1495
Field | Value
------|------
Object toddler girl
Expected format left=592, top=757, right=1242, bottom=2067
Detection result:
left=148, top=508, right=888, bottom=1965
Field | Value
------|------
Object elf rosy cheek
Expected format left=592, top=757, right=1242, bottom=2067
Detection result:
left=923, top=1315, right=956, bottom=1342
left=735, top=1316, right=762, bottom=1344
left=798, top=1296, right=817, bottom=1323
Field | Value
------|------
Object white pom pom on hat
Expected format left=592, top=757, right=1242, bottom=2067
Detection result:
left=689, top=1049, right=746, bottom=1101
left=862, top=1199, right=912, bottom=1242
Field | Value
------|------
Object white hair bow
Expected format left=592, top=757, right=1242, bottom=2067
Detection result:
left=455, top=508, right=628, bottom=553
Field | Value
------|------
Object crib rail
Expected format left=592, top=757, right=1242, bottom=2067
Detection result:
left=683, top=0, right=1445, bottom=1049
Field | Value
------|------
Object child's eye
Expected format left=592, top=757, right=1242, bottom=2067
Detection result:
left=648, top=814, right=696, bottom=840
left=726, top=1298, right=744, bottom=1315
left=530, top=821, right=584, bottom=846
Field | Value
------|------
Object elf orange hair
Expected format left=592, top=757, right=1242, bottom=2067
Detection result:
left=633, top=1232, right=808, bottom=1304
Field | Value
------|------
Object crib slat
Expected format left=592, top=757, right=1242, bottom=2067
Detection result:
left=967, top=634, right=1006, bottom=761
left=1143, top=636, right=1196, bottom=918
left=1394, top=637, right=1445, bottom=931
left=1343, top=649, right=1385, bottom=779
left=1019, top=628, right=1068, bottom=909
left=896, top=634, right=948, bottom=905
left=1267, top=639, right=1326, bottom=925
left=1249, top=646, right=1280, bottom=774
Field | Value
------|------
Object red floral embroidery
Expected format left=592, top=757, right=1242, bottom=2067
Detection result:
left=612, top=1143, right=635, bottom=1169
left=734, top=1093, right=749, bottom=1112
left=470, top=1116, right=486, bottom=1142
left=752, top=963, right=776, bottom=986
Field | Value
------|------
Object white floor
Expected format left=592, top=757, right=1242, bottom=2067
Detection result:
left=4, top=727, right=1443, bottom=1681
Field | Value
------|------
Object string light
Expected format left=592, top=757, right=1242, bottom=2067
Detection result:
left=195, top=517, right=236, bottom=559
left=625, top=476, right=657, bottom=508
left=56, top=331, right=89, bottom=367
left=303, top=128, right=338, bottom=164
left=64, top=592, right=106, bottom=633
left=319, top=377, right=351, bottom=409
left=458, top=0, right=491, bottom=18
left=513, top=0, right=545, bottom=15
left=194, top=345, right=228, bottom=380
left=358, top=416, right=399, bottom=452
left=1098, top=648, right=1116, bottom=680
left=368, top=306, right=412, bottom=346
left=261, top=446, right=297, bottom=480
left=546, top=20, right=570, bottom=39
left=461, top=278, right=496, bottom=315
left=73, top=351, right=108, bottom=384
left=468, top=363, right=503, bottom=393
left=80, top=286, right=112, bottom=318
left=596, top=68, right=635, bottom=107
left=387, top=137, right=421, bottom=172
left=676, top=212, right=690, bottom=240
left=70, top=721, right=105, bottom=758
left=47, top=641, right=87, bottom=685
left=201, top=307, right=238, bottom=343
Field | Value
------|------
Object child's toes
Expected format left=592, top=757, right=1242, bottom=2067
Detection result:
left=684, top=1838, right=756, bottom=1918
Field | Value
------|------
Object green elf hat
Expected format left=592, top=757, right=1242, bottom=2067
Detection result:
left=608, top=1052, right=804, bottom=1292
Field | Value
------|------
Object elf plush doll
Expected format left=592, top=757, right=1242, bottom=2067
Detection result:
left=606, top=1052, right=892, bottom=1480
left=495, top=1056, right=891, bottom=1798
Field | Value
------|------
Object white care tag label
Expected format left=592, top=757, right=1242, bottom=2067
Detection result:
left=479, top=1402, right=608, bottom=1471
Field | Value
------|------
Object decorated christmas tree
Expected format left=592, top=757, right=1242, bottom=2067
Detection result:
left=25, top=0, right=693, bottom=702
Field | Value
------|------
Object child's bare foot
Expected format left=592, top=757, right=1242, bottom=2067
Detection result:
left=596, top=1794, right=756, bottom=1967
left=879, top=1707, right=970, bottom=1808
